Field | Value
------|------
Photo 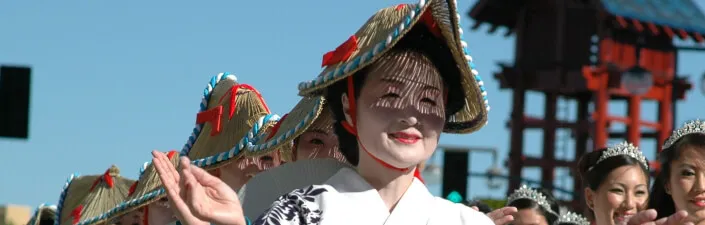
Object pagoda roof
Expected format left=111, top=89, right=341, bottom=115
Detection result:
left=468, top=0, right=705, bottom=42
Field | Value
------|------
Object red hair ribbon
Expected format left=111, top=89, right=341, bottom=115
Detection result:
left=340, top=77, right=410, bottom=173
left=142, top=206, right=149, bottom=225
left=414, top=167, right=425, bottom=183
left=266, top=114, right=288, bottom=141
left=196, top=83, right=271, bottom=136
left=420, top=9, right=442, bottom=38
left=322, top=35, right=359, bottom=67
left=395, top=4, right=408, bottom=10
left=70, top=205, right=83, bottom=225
left=89, top=168, right=114, bottom=192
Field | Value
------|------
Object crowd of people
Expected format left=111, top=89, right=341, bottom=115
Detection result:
left=21, top=0, right=705, bottom=224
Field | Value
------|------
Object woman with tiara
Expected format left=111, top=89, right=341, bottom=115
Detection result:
left=577, top=141, right=650, bottom=225
left=556, top=211, right=590, bottom=225
left=505, top=185, right=561, bottom=225
left=153, top=0, right=496, bottom=224
left=649, top=119, right=705, bottom=224
left=578, top=141, right=693, bottom=225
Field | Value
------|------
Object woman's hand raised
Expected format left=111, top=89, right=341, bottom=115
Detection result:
left=627, top=209, right=693, bottom=225
left=152, top=151, right=247, bottom=225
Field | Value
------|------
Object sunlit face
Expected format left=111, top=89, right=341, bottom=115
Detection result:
left=667, top=146, right=705, bottom=223
left=147, top=199, right=175, bottom=225
left=343, top=51, right=446, bottom=169
left=511, top=208, right=549, bottom=225
left=117, top=210, right=143, bottom=225
left=586, top=165, right=648, bottom=225
left=219, top=150, right=282, bottom=190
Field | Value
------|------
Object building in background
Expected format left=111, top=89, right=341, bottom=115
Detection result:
left=0, top=205, right=31, bottom=225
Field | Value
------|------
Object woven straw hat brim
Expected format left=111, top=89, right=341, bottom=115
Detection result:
left=75, top=176, right=135, bottom=225
left=241, top=158, right=353, bottom=219
left=296, top=0, right=489, bottom=133
left=244, top=118, right=292, bottom=159
left=97, top=152, right=181, bottom=223
left=245, top=96, right=325, bottom=162
left=191, top=113, right=282, bottom=171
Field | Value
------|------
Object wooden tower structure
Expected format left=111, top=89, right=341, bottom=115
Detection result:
left=468, top=0, right=701, bottom=211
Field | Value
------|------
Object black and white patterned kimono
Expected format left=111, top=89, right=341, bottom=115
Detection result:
left=252, top=167, right=494, bottom=225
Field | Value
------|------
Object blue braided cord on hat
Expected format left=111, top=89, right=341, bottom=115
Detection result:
left=77, top=188, right=167, bottom=225
left=54, top=173, right=79, bottom=225
left=297, top=0, right=489, bottom=123
left=180, top=72, right=238, bottom=156
left=247, top=98, right=323, bottom=152
left=250, top=114, right=279, bottom=145
left=192, top=114, right=281, bottom=167
left=83, top=115, right=281, bottom=224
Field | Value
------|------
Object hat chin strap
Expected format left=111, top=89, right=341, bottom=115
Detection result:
left=341, top=77, right=423, bottom=179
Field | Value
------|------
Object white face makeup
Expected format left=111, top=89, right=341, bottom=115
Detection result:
left=147, top=199, right=176, bottom=225
left=219, top=150, right=282, bottom=190
left=344, top=50, right=446, bottom=169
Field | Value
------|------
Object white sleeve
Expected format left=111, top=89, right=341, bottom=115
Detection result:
left=459, top=204, right=494, bottom=225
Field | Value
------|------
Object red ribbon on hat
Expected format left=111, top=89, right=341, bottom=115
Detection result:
left=266, top=114, right=288, bottom=141
left=89, top=168, right=114, bottom=192
left=420, top=9, right=442, bottom=38
left=71, top=205, right=83, bottom=225
left=128, top=181, right=138, bottom=196
left=322, top=35, right=359, bottom=67
left=196, top=84, right=270, bottom=136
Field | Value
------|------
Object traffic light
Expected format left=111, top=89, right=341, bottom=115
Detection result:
left=442, top=150, right=469, bottom=199
left=0, top=65, right=32, bottom=139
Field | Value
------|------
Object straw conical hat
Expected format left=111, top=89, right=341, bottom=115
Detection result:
left=73, top=165, right=134, bottom=225
left=295, top=0, right=489, bottom=133
left=246, top=96, right=335, bottom=162
left=55, top=166, right=126, bottom=225
left=86, top=151, right=180, bottom=225
left=241, top=158, right=353, bottom=219
left=180, top=72, right=272, bottom=170
left=27, top=204, right=57, bottom=225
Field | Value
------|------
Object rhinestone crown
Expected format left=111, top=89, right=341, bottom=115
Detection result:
left=590, top=141, right=648, bottom=171
left=663, top=119, right=705, bottom=150
left=557, top=211, right=589, bottom=225
left=507, top=185, right=558, bottom=216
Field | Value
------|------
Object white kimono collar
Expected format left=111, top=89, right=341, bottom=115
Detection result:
left=325, top=168, right=435, bottom=225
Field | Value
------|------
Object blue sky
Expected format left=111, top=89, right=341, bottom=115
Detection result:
left=2, top=0, right=705, bottom=207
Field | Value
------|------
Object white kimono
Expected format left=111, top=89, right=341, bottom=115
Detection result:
left=252, top=167, right=493, bottom=225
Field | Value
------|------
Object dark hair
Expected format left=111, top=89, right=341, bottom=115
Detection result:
left=508, top=188, right=561, bottom=225
left=649, top=133, right=705, bottom=219
left=578, top=147, right=650, bottom=220
left=466, top=200, right=493, bottom=214
left=325, top=25, right=465, bottom=166
left=38, top=210, right=57, bottom=225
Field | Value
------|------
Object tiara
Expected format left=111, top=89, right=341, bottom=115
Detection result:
left=663, top=119, right=705, bottom=150
left=589, top=141, right=648, bottom=171
left=557, top=211, right=589, bottom=225
left=507, top=185, right=558, bottom=216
